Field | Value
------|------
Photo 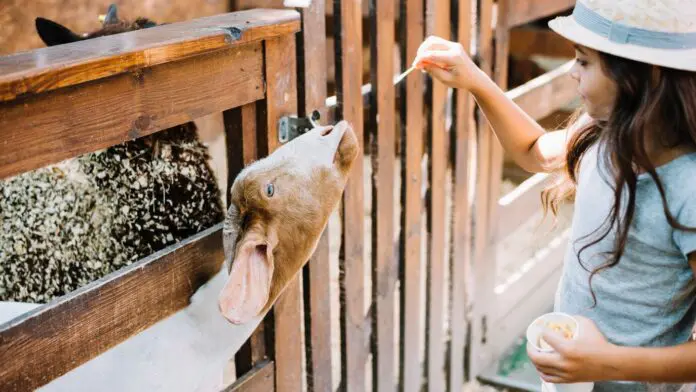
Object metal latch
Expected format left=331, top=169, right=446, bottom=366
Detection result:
left=278, top=110, right=321, bottom=143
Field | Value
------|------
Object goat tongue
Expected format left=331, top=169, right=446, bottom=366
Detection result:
left=218, top=244, right=272, bottom=324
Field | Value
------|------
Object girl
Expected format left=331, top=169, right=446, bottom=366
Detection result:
left=413, top=0, right=696, bottom=391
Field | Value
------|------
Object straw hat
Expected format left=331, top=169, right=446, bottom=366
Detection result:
left=549, top=0, right=696, bottom=72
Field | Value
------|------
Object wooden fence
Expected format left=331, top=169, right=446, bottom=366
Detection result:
left=0, top=0, right=581, bottom=391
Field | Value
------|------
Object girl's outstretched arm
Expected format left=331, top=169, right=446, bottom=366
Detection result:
left=414, top=36, right=574, bottom=173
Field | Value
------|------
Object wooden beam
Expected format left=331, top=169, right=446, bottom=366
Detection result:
left=0, top=9, right=300, bottom=101
left=493, top=231, right=569, bottom=324
left=335, top=0, right=367, bottom=389
left=449, top=0, right=474, bottom=389
left=224, top=103, right=269, bottom=377
left=0, top=224, right=224, bottom=391
left=496, top=173, right=552, bottom=241
left=424, top=0, right=450, bottom=389
left=224, top=360, right=275, bottom=392
left=507, top=0, right=575, bottom=28
left=470, top=0, right=495, bottom=378
left=296, top=1, right=334, bottom=391
left=509, top=27, right=575, bottom=59
left=263, top=34, right=304, bottom=392
left=399, top=0, right=426, bottom=389
left=486, top=241, right=566, bottom=366
left=0, top=43, right=264, bottom=180
left=370, top=0, right=398, bottom=389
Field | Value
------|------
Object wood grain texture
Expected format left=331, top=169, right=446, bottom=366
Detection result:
left=0, top=0, right=229, bottom=57
left=399, top=0, right=425, bottom=389
left=225, top=360, right=276, bottom=392
left=295, top=1, right=334, bottom=391
left=487, top=0, right=510, bottom=241
left=424, top=0, right=449, bottom=389
left=0, top=42, right=264, bottom=180
left=264, top=34, right=304, bottom=392
left=470, top=0, right=495, bottom=378
left=369, top=0, right=397, bottom=389
left=224, top=102, right=269, bottom=377
left=224, top=103, right=259, bottom=206
left=335, top=0, right=368, bottom=390
left=0, top=9, right=300, bottom=101
left=449, top=0, right=474, bottom=389
left=0, top=224, right=224, bottom=392
left=507, top=0, right=575, bottom=27
left=509, top=27, right=575, bottom=59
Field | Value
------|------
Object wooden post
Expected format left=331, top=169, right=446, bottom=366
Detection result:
left=335, top=0, right=368, bottom=390
left=470, top=0, right=495, bottom=378
left=399, top=0, right=426, bottom=389
left=424, top=0, right=450, bottom=390
left=225, top=102, right=269, bottom=377
left=449, top=0, right=474, bottom=388
left=369, top=0, right=397, bottom=390
left=263, top=34, right=304, bottom=392
left=295, top=0, right=335, bottom=391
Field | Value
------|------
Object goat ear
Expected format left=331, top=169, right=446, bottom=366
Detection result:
left=103, top=4, right=119, bottom=25
left=35, top=17, right=82, bottom=46
left=218, top=240, right=274, bottom=325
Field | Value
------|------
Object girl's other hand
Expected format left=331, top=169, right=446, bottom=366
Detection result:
left=526, top=316, right=618, bottom=383
left=413, top=35, right=485, bottom=92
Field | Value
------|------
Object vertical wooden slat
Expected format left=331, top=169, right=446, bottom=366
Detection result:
left=470, top=0, right=495, bottom=378
left=488, top=0, right=510, bottom=236
left=335, top=0, right=367, bottom=390
left=449, top=0, right=473, bottom=389
left=264, top=34, right=304, bottom=392
left=424, top=0, right=449, bottom=389
left=399, top=0, right=425, bottom=389
left=295, top=0, right=334, bottom=391
left=225, top=103, right=268, bottom=377
left=369, top=0, right=397, bottom=389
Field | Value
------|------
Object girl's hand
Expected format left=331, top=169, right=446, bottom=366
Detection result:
left=413, top=35, right=486, bottom=92
left=526, top=316, right=618, bottom=383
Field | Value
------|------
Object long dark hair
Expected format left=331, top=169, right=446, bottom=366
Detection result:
left=542, top=51, right=696, bottom=306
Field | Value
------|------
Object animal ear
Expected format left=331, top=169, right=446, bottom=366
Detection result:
left=103, top=4, right=119, bottom=25
left=35, top=17, right=82, bottom=46
left=218, top=238, right=274, bottom=325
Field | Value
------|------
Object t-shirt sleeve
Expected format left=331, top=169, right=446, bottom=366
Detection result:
left=673, top=198, right=696, bottom=258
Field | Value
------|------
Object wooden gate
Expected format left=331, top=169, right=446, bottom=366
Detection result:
left=0, top=0, right=583, bottom=391
left=0, top=9, right=303, bottom=391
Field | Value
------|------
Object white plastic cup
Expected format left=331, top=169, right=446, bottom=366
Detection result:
left=526, top=312, right=594, bottom=392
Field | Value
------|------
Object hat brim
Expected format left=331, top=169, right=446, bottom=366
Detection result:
left=549, top=15, right=696, bottom=72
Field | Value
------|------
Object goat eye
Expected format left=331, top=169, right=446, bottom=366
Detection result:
left=266, top=183, right=274, bottom=197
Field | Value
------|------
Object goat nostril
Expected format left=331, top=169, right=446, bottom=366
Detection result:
left=320, top=127, right=333, bottom=137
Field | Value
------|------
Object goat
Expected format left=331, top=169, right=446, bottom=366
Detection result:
left=32, top=120, right=359, bottom=392
left=0, top=4, right=223, bottom=304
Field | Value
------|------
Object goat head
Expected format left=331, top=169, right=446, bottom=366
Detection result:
left=219, top=120, right=359, bottom=324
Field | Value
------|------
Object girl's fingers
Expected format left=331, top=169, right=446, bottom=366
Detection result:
left=527, top=349, right=565, bottom=370
left=413, top=51, right=457, bottom=70
left=421, top=64, right=452, bottom=83
left=534, top=363, right=565, bottom=376
left=540, top=372, right=569, bottom=384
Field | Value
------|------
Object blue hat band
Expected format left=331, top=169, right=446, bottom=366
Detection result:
left=572, top=2, right=696, bottom=50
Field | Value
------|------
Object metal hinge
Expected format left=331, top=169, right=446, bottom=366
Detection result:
left=278, top=110, right=322, bottom=143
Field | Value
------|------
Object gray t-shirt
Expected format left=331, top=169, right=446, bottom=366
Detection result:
left=554, top=141, right=696, bottom=392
